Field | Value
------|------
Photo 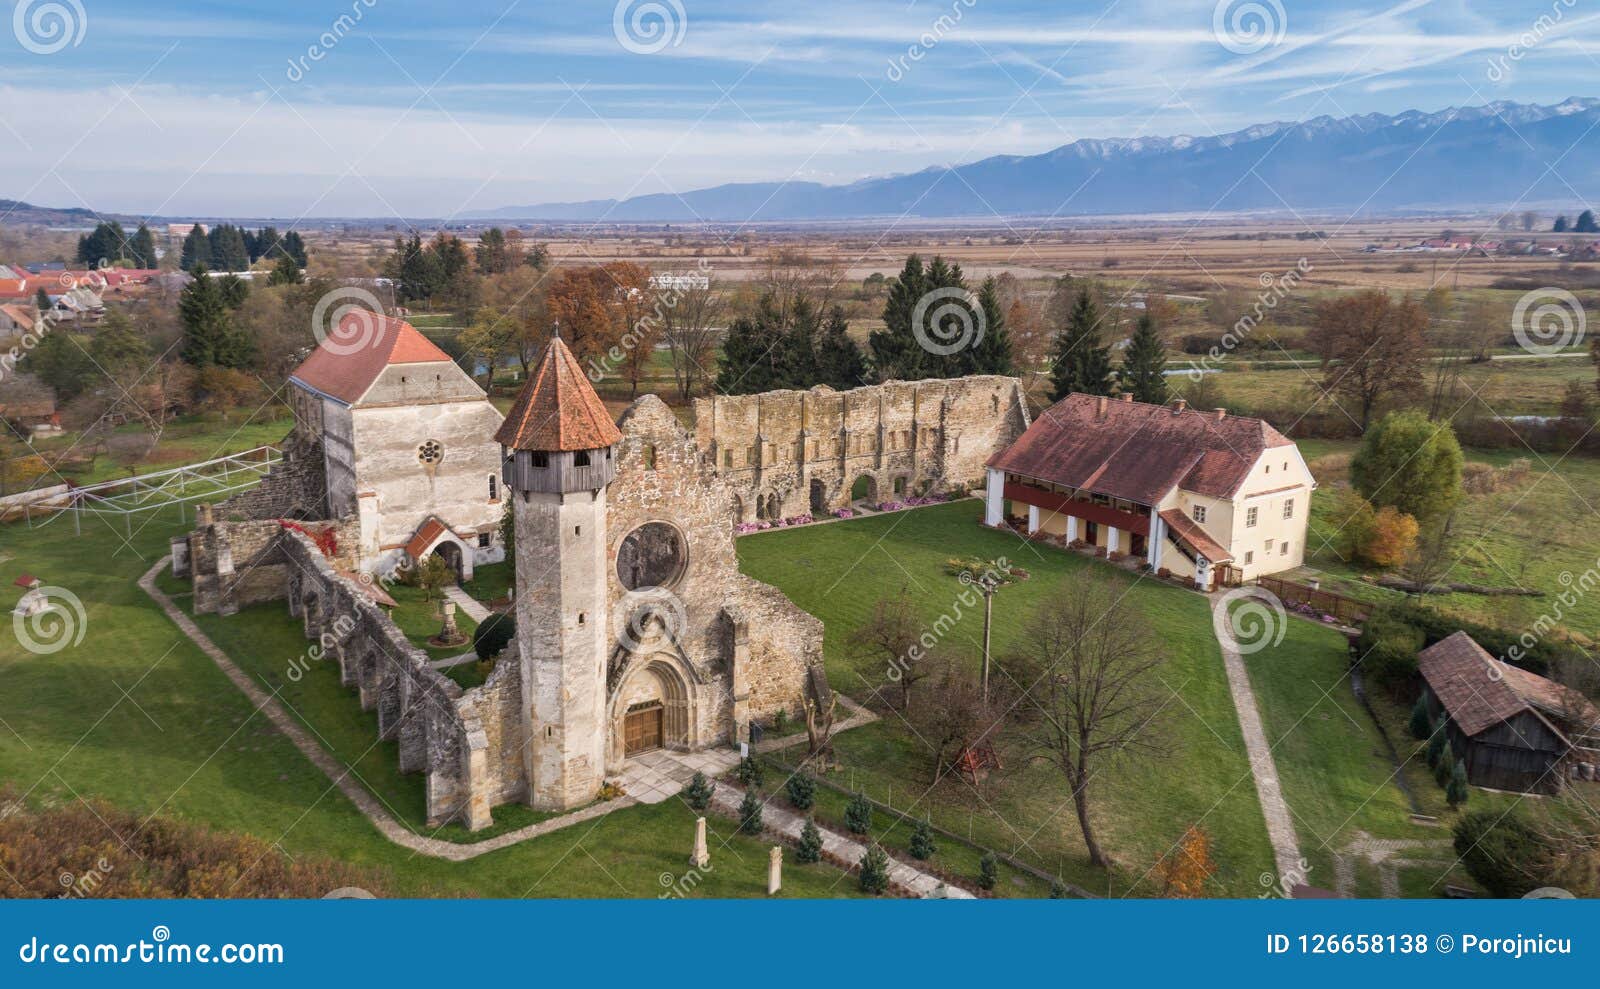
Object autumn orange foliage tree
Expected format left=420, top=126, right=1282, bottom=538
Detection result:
left=1363, top=506, right=1420, bottom=567
left=544, top=263, right=653, bottom=382
left=1156, top=824, right=1217, bottom=898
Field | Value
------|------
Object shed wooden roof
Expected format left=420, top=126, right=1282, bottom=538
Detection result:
left=1417, top=632, right=1595, bottom=741
left=495, top=335, right=621, bottom=452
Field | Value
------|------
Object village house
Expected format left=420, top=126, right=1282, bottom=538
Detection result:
left=0, top=373, right=60, bottom=438
left=984, top=392, right=1314, bottom=589
left=1418, top=632, right=1600, bottom=795
left=0, top=303, right=37, bottom=334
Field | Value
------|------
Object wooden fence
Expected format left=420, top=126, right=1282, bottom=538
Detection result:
left=1257, top=575, right=1371, bottom=625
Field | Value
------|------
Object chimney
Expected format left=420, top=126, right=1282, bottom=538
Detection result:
left=1121, top=392, right=1134, bottom=403
left=1096, top=395, right=1108, bottom=418
left=1214, top=408, right=1227, bottom=421
left=1172, top=398, right=1187, bottom=415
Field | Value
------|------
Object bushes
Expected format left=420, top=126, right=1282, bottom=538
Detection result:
left=1357, top=610, right=1426, bottom=688
left=1453, top=810, right=1566, bottom=898
left=682, top=771, right=714, bottom=812
left=785, top=774, right=815, bottom=811
left=909, top=818, right=936, bottom=861
left=1330, top=490, right=1418, bottom=568
left=738, top=790, right=763, bottom=835
left=796, top=818, right=823, bottom=864
left=735, top=756, right=764, bottom=789
left=978, top=852, right=998, bottom=891
left=1350, top=411, right=1463, bottom=524
left=472, top=612, right=515, bottom=661
left=1380, top=599, right=1565, bottom=677
left=0, top=791, right=400, bottom=898
left=858, top=846, right=890, bottom=894
left=844, top=792, right=872, bottom=835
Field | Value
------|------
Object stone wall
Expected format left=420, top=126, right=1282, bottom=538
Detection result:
left=218, top=436, right=329, bottom=522
left=693, top=376, right=1030, bottom=523
left=186, top=510, right=360, bottom=616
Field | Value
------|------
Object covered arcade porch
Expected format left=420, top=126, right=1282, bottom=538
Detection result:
left=983, top=469, right=1231, bottom=590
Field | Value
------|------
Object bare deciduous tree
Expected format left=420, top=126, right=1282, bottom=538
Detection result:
left=1314, top=290, right=1428, bottom=429
left=1008, top=578, right=1168, bottom=867
left=907, top=659, right=1006, bottom=785
left=848, top=587, right=930, bottom=712
left=659, top=279, right=722, bottom=401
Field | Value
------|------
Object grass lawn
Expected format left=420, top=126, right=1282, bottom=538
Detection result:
left=385, top=582, right=478, bottom=660
left=1298, top=438, right=1600, bottom=635
left=462, top=561, right=512, bottom=604
left=0, top=506, right=858, bottom=897
left=22, top=410, right=293, bottom=488
left=736, top=499, right=1278, bottom=896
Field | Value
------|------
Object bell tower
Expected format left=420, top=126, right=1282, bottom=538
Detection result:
left=497, top=331, right=622, bottom=812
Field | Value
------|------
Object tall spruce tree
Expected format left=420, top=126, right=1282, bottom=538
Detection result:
left=869, top=254, right=971, bottom=382
left=76, top=221, right=130, bottom=266
left=209, top=224, right=250, bottom=272
left=181, top=225, right=213, bottom=271
left=266, top=252, right=303, bottom=286
left=814, top=305, right=868, bottom=390
left=715, top=295, right=789, bottom=394
left=179, top=266, right=253, bottom=368
left=967, top=275, right=1014, bottom=375
left=129, top=224, right=158, bottom=269
left=1120, top=312, right=1169, bottom=404
left=281, top=231, right=308, bottom=266
left=1048, top=287, right=1115, bottom=400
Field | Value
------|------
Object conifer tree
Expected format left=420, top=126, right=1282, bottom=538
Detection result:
left=267, top=253, right=304, bottom=286
left=796, top=817, right=823, bottom=864
left=814, top=305, right=868, bottom=389
left=978, top=851, right=998, bottom=891
left=1446, top=759, right=1470, bottom=807
left=129, top=224, right=158, bottom=269
left=1409, top=697, right=1432, bottom=740
left=683, top=771, right=714, bottom=812
left=845, top=791, right=872, bottom=835
left=736, top=755, right=764, bottom=789
left=1048, top=287, right=1115, bottom=400
left=738, top=790, right=763, bottom=835
left=1426, top=718, right=1448, bottom=769
left=179, top=266, right=253, bottom=368
left=909, top=818, right=936, bottom=860
left=870, top=254, right=970, bottom=381
left=181, top=225, right=212, bottom=271
left=967, top=276, right=1015, bottom=375
left=858, top=846, right=890, bottom=894
left=1120, top=312, right=1169, bottom=404
left=785, top=774, right=815, bottom=812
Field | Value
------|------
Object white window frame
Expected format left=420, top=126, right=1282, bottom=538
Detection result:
left=1245, top=506, right=1258, bottom=528
left=1283, top=499, right=1294, bottom=519
left=1192, top=504, right=1207, bottom=523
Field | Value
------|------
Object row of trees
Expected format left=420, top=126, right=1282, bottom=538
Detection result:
left=181, top=224, right=307, bottom=273
left=1551, top=210, right=1599, bottom=233
left=75, top=221, right=159, bottom=269
left=383, top=228, right=548, bottom=310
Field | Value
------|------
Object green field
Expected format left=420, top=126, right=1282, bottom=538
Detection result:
left=736, top=500, right=1278, bottom=896
left=1298, top=439, right=1600, bottom=635
left=0, top=505, right=857, bottom=898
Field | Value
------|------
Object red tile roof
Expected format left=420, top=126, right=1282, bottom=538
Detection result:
left=988, top=393, right=1294, bottom=504
left=289, top=312, right=453, bottom=406
left=404, top=518, right=449, bottom=564
left=1417, top=632, right=1593, bottom=740
left=495, top=335, right=622, bottom=451
left=1158, top=508, right=1233, bottom=564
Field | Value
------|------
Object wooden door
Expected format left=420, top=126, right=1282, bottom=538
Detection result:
left=625, top=703, right=663, bottom=755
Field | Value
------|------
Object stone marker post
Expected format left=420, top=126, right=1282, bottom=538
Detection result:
left=767, top=845, right=782, bottom=896
left=691, top=816, right=710, bottom=869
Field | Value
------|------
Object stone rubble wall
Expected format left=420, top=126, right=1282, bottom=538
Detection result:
left=217, top=435, right=330, bottom=522
left=693, top=376, right=1030, bottom=522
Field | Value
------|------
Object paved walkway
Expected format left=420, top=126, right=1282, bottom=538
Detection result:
left=1209, top=592, right=1304, bottom=885
left=1333, top=832, right=1453, bottom=898
left=619, top=748, right=740, bottom=804
left=444, top=585, right=491, bottom=623
left=141, top=557, right=634, bottom=862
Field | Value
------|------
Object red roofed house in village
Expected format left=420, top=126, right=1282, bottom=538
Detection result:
left=1418, top=631, right=1600, bottom=794
left=984, top=392, right=1315, bottom=589
left=285, top=311, right=506, bottom=579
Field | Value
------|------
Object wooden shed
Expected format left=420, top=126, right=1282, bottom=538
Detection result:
left=1417, top=632, right=1600, bottom=795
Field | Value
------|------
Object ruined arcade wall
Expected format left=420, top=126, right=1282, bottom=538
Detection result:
left=693, top=376, right=1030, bottom=523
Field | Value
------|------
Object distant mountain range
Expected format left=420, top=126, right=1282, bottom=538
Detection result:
left=474, top=98, right=1600, bottom=222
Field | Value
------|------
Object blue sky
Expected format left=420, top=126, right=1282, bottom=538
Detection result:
left=1, top=0, right=1596, bottom=217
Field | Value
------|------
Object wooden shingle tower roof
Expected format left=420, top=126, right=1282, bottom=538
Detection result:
left=495, top=332, right=622, bottom=452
